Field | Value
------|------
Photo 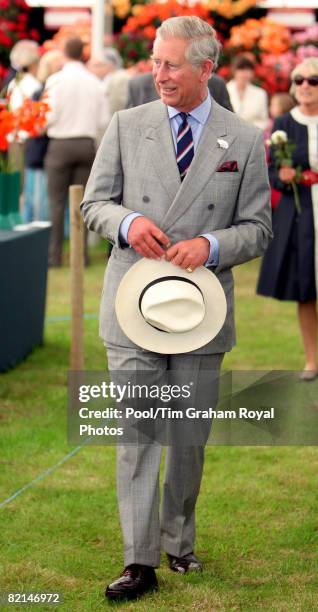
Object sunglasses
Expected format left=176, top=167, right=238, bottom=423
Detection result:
left=293, top=75, right=318, bottom=87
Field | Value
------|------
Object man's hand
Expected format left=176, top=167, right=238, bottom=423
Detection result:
left=279, top=167, right=296, bottom=183
left=127, top=216, right=171, bottom=258
left=165, top=237, right=210, bottom=270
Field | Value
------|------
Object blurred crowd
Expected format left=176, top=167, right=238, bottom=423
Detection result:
left=3, top=35, right=318, bottom=375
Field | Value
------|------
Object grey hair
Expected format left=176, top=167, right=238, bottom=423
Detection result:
left=155, top=16, right=221, bottom=70
left=290, top=57, right=318, bottom=96
left=37, top=50, right=64, bottom=83
left=102, top=47, right=123, bottom=70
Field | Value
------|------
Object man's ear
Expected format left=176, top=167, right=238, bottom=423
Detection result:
left=200, top=59, right=214, bottom=82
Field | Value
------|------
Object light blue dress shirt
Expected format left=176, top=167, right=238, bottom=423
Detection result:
left=119, top=94, right=219, bottom=266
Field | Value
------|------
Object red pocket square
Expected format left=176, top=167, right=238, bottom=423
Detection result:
left=217, top=160, right=238, bottom=172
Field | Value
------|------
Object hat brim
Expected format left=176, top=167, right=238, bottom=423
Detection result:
left=115, top=259, right=227, bottom=354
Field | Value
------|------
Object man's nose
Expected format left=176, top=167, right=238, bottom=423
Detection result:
left=155, top=64, right=168, bottom=82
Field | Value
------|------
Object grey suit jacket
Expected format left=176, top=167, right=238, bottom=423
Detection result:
left=81, top=98, right=272, bottom=354
left=126, top=72, right=233, bottom=111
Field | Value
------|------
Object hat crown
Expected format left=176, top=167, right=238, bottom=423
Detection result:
left=115, top=258, right=227, bottom=354
left=140, top=278, right=205, bottom=333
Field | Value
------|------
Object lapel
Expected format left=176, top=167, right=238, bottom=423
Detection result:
left=142, top=100, right=237, bottom=231
left=143, top=102, right=181, bottom=202
left=160, top=101, right=237, bottom=231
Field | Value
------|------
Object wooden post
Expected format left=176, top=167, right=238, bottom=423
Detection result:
left=70, top=185, right=84, bottom=370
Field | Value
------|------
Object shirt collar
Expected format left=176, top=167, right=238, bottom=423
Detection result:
left=168, top=93, right=212, bottom=124
left=63, top=61, right=85, bottom=71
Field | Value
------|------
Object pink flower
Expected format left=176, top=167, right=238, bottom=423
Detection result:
left=296, top=45, right=318, bottom=60
left=292, top=25, right=318, bottom=44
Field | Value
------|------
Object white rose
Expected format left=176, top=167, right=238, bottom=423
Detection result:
left=270, top=130, right=288, bottom=145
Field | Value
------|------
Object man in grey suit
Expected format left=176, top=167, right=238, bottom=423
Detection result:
left=81, top=16, right=271, bottom=602
left=126, top=69, right=233, bottom=111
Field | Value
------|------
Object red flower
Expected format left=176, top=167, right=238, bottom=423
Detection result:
left=217, top=66, right=231, bottom=80
left=0, top=32, right=13, bottom=47
left=0, top=99, right=50, bottom=153
left=30, top=29, right=40, bottom=41
left=300, top=170, right=318, bottom=186
left=13, top=0, right=29, bottom=8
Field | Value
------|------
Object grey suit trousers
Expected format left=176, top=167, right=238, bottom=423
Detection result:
left=106, top=344, right=223, bottom=567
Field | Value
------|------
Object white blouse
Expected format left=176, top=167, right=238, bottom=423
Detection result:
left=226, top=80, right=269, bottom=130
left=8, top=73, right=41, bottom=110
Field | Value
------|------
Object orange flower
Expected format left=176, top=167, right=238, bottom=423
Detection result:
left=131, top=4, right=143, bottom=16
left=258, top=20, right=291, bottom=54
left=0, top=98, right=50, bottom=152
left=0, top=109, right=15, bottom=151
left=226, top=17, right=290, bottom=54
left=203, top=0, right=257, bottom=18
left=142, top=26, right=157, bottom=40
left=123, top=1, right=212, bottom=39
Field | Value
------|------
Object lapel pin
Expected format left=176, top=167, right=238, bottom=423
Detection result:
left=217, top=138, right=229, bottom=150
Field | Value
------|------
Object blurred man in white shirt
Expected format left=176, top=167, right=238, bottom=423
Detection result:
left=44, top=37, right=109, bottom=266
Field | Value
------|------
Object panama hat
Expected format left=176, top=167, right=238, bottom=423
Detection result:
left=115, top=259, right=227, bottom=354
left=10, top=40, right=39, bottom=71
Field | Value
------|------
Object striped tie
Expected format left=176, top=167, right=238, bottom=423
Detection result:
left=176, top=112, right=194, bottom=180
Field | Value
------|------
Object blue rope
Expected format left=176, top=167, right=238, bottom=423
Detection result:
left=0, top=438, right=92, bottom=509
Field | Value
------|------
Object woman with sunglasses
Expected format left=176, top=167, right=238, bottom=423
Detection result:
left=257, top=57, right=318, bottom=380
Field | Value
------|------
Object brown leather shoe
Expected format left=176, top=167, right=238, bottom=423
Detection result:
left=167, top=552, right=203, bottom=574
left=105, top=564, right=158, bottom=601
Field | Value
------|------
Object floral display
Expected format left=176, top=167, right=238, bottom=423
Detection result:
left=122, top=1, right=212, bottom=38
left=225, top=18, right=291, bottom=55
left=1, top=0, right=317, bottom=97
left=0, top=0, right=39, bottom=85
left=116, top=32, right=153, bottom=64
left=203, top=0, right=257, bottom=19
left=115, top=6, right=318, bottom=90
left=112, top=0, right=136, bottom=19
left=295, top=44, right=318, bottom=61
left=0, top=97, right=49, bottom=172
left=117, top=0, right=213, bottom=65
left=112, top=0, right=257, bottom=20
left=253, top=52, right=296, bottom=95
left=220, top=17, right=318, bottom=95
left=292, top=24, right=318, bottom=45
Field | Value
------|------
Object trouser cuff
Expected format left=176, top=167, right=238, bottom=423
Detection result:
left=124, top=547, right=160, bottom=568
left=161, top=538, right=194, bottom=558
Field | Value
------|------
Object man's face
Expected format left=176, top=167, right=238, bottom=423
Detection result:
left=152, top=36, right=213, bottom=112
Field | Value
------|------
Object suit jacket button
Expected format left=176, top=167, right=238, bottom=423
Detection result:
left=208, top=204, right=214, bottom=210
left=143, top=195, right=150, bottom=203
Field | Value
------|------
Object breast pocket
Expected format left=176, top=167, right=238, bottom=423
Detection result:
left=209, top=173, right=242, bottom=201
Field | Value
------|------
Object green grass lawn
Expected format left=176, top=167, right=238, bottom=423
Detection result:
left=0, top=248, right=317, bottom=611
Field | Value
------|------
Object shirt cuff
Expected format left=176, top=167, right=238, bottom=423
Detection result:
left=200, top=234, right=219, bottom=267
left=119, top=212, right=143, bottom=246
